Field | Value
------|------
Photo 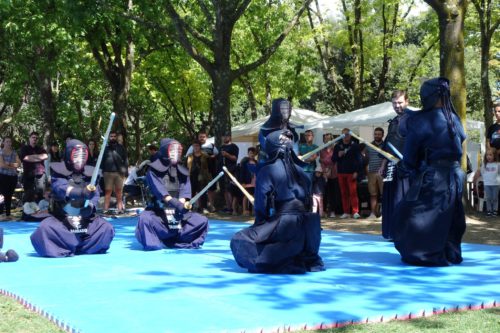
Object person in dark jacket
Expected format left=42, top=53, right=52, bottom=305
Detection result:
left=135, top=138, right=209, bottom=250
left=101, top=131, right=128, bottom=214
left=379, top=90, right=411, bottom=240
left=230, top=129, right=324, bottom=274
left=332, top=129, right=364, bottom=219
left=30, top=140, right=115, bottom=257
left=392, top=77, right=466, bottom=266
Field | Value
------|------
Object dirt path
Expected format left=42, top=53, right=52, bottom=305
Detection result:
left=213, top=212, right=499, bottom=246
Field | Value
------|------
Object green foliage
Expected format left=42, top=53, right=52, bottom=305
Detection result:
left=1, top=0, right=497, bottom=154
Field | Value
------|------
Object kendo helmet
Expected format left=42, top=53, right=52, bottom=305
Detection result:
left=420, top=77, right=451, bottom=111
left=263, top=129, right=294, bottom=160
left=64, top=139, right=89, bottom=172
left=159, top=138, right=183, bottom=166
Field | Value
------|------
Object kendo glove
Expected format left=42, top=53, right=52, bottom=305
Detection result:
left=79, top=202, right=95, bottom=219
left=167, top=197, right=189, bottom=215
left=68, top=185, right=95, bottom=201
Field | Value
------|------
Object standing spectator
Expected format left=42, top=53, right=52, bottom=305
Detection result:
left=186, top=140, right=212, bottom=213
left=45, top=142, right=62, bottom=184
left=101, top=131, right=128, bottom=214
left=19, top=131, right=48, bottom=201
left=298, top=130, right=318, bottom=182
left=239, top=147, right=257, bottom=216
left=0, top=137, right=21, bottom=220
left=48, top=142, right=61, bottom=162
left=311, top=165, right=326, bottom=217
left=380, top=90, right=411, bottom=240
left=366, top=128, right=385, bottom=219
left=486, top=102, right=500, bottom=155
left=185, top=131, right=218, bottom=212
left=320, top=133, right=342, bottom=217
left=473, top=149, right=500, bottom=216
left=87, top=139, right=98, bottom=166
left=218, top=134, right=239, bottom=214
left=332, top=128, right=363, bottom=219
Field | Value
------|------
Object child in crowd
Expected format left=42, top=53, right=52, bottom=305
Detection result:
left=474, top=148, right=500, bottom=216
left=38, top=188, right=51, bottom=214
left=22, top=190, right=49, bottom=222
left=312, top=165, right=326, bottom=217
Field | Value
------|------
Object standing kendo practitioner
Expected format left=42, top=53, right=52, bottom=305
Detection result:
left=258, top=98, right=300, bottom=162
left=393, top=77, right=466, bottom=266
left=30, top=140, right=115, bottom=257
left=135, top=138, right=208, bottom=250
left=379, top=90, right=411, bottom=241
left=230, top=129, right=324, bottom=274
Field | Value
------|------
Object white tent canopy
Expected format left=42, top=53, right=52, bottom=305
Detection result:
left=207, top=108, right=330, bottom=161
left=229, top=108, right=330, bottom=143
left=306, top=102, right=485, bottom=135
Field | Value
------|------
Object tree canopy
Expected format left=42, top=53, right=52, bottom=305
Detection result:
left=0, top=0, right=497, bottom=163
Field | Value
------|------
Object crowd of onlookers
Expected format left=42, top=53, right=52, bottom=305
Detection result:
left=1, top=101, right=499, bottom=221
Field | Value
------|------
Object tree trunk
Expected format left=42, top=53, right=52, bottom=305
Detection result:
left=36, top=72, right=56, bottom=147
left=212, top=71, right=233, bottom=147
left=425, top=0, right=468, bottom=204
left=376, top=3, right=399, bottom=102
left=471, top=0, right=497, bottom=131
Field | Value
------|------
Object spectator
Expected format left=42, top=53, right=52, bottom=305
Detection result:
left=366, top=127, right=385, bottom=219
left=136, top=144, right=159, bottom=177
left=298, top=130, right=318, bottom=182
left=218, top=134, right=239, bottom=214
left=0, top=136, right=21, bottom=221
left=473, top=148, right=500, bottom=216
left=486, top=102, right=500, bottom=156
left=19, top=131, right=48, bottom=201
left=320, top=133, right=342, bottom=218
left=48, top=142, right=61, bottom=162
left=123, top=165, right=143, bottom=206
left=332, top=128, right=364, bottom=219
left=38, top=188, right=51, bottom=214
left=22, top=190, right=49, bottom=222
left=101, top=131, right=128, bottom=214
left=312, top=165, right=326, bottom=217
left=186, top=140, right=212, bottom=213
left=87, top=139, right=98, bottom=166
left=239, top=147, right=257, bottom=216
left=185, top=131, right=218, bottom=212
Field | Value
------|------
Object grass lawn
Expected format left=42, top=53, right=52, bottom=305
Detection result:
left=1, top=294, right=498, bottom=333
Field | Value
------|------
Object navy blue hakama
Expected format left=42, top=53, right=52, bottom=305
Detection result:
left=231, top=201, right=323, bottom=274
left=393, top=162, right=466, bottom=266
left=30, top=216, right=115, bottom=258
left=135, top=209, right=208, bottom=250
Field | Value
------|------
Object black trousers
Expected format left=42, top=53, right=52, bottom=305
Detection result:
left=0, top=174, right=19, bottom=216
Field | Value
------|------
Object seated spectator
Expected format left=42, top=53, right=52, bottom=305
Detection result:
left=124, top=165, right=144, bottom=206
left=38, top=188, right=51, bottom=213
left=22, top=190, right=50, bottom=222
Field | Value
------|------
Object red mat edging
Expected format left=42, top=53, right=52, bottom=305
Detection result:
left=0, top=289, right=81, bottom=333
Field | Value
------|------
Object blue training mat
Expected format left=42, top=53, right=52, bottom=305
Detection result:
left=0, top=217, right=499, bottom=333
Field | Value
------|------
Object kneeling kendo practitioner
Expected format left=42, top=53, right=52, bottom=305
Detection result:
left=135, top=138, right=208, bottom=250
left=30, top=140, right=115, bottom=258
left=230, top=130, right=325, bottom=274
left=392, top=77, right=466, bottom=266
